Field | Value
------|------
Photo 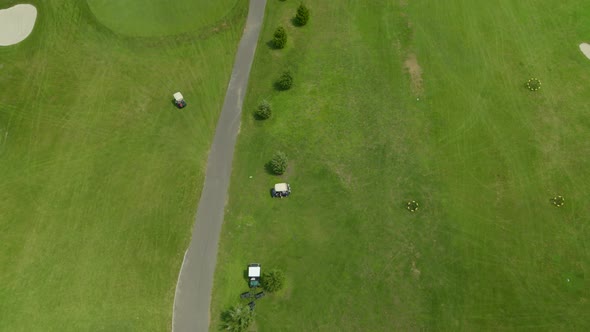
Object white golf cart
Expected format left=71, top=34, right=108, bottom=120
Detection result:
left=173, top=92, right=187, bottom=108
left=271, top=183, right=291, bottom=198
left=248, top=263, right=261, bottom=288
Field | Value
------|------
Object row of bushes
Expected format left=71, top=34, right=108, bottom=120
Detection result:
left=260, top=3, right=310, bottom=120
left=253, top=71, right=293, bottom=120
left=223, top=4, right=311, bottom=330
left=253, top=3, right=311, bottom=179
left=271, top=3, right=310, bottom=48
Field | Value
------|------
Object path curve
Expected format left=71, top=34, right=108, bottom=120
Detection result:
left=172, top=1, right=266, bottom=331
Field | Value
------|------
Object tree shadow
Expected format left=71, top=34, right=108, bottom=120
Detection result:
left=273, top=80, right=293, bottom=91
left=264, top=161, right=278, bottom=176
left=291, top=17, right=302, bottom=27
left=252, top=110, right=270, bottom=121
left=218, top=309, right=232, bottom=331
left=220, top=309, right=231, bottom=323
left=266, top=39, right=280, bottom=50
left=272, top=81, right=283, bottom=91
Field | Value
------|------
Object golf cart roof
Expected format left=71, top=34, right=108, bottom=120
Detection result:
left=274, top=183, right=289, bottom=192
left=173, top=92, right=184, bottom=101
left=248, top=265, right=261, bottom=278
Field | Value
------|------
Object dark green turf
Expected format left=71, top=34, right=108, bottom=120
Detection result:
left=87, top=0, right=240, bottom=37
left=211, top=1, right=590, bottom=330
left=0, top=0, right=247, bottom=330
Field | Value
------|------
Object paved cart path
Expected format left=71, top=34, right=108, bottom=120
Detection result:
left=172, top=1, right=266, bottom=331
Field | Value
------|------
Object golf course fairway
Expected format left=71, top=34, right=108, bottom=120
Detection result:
left=0, top=0, right=247, bottom=330
left=87, top=0, right=240, bottom=37
left=210, top=1, right=590, bottom=331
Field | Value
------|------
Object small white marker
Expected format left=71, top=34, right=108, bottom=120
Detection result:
left=249, top=176, right=253, bottom=179
left=567, top=278, right=570, bottom=282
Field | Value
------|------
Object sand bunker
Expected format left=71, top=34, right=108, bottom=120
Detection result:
left=0, top=4, right=37, bottom=46
left=580, top=43, right=590, bottom=60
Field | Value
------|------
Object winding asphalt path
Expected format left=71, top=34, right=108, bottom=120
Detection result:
left=172, top=1, right=266, bottom=331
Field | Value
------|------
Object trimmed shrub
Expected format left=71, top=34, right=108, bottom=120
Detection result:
left=261, top=269, right=285, bottom=293
left=221, top=303, right=254, bottom=332
left=273, top=26, right=287, bottom=49
left=294, top=3, right=310, bottom=26
left=276, top=71, right=293, bottom=90
left=255, top=99, right=272, bottom=119
left=269, top=151, right=288, bottom=175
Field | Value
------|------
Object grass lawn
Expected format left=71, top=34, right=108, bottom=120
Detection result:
left=0, top=0, right=246, bottom=330
left=211, top=0, right=590, bottom=330
left=87, top=0, right=240, bottom=37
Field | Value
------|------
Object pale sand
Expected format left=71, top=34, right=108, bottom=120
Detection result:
left=0, top=4, right=37, bottom=46
left=580, top=43, right=590, bottom=60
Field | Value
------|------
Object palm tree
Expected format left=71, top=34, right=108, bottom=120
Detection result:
left=222, top=303, right=254, bottom=332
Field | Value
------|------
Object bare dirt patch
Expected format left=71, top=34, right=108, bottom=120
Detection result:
left=411, top=261, right=421, bottom=279
left=404, top=53, right=423, bottom=95
left=331, top=164, right=353, bottom=189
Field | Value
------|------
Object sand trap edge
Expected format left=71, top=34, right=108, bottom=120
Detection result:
left=579, top=43, right=590, bottom=60
left=0, top=4, right=38, bottom=46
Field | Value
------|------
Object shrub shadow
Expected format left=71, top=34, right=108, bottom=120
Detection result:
left=253, top=111, right=269, bottom=121
left=264, top=162, right=277, bottom=175
left=266, top=39, right=280, bottom=50
left=273, top=81, right=292, bottom=91
left=219, top=310, right=232, bottom=331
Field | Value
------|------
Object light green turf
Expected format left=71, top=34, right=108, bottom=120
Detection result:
left=211, top=1, right=590, bottom=331
left=87, top=0, right=239, bottom=37
left=0, top=0, right=247, bottom=330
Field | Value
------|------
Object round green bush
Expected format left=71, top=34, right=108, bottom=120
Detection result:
left=277, top=71, right=293, bottom=90
left=273, top=26, right=287, bottom=49
left=294, top=4, right=310, bottom=26
left=261, top=269, right=285, bottom=293
left=269, top=151, right=288, bottom=175
left=255, top=100, right=272, bottom=119
left=526, top=78, right=541, bottom=91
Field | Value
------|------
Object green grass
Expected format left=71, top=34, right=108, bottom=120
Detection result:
left=0, top=0, right=247, bottom=330
left=211, top=0, right=590, bottom=330
left=87, top=0, right=240, bottom=37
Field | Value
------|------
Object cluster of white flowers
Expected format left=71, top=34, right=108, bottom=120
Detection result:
left=552, top=195, right=565, bottom=207
left=407, top=200, right=419, bottom=212
left=526, top=78, right=542, bottom=91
